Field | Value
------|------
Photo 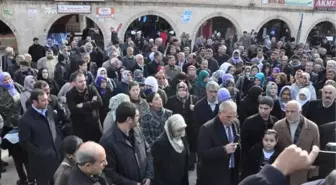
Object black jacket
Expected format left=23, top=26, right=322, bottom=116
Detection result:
left=166, top=95, right=198, bottom=152
left=54, top=61, right=69, bottom=88
left=18, top=107, right=62, bottom=180
left=67, top=165, right=109, bottom=185
left=241, top=113, right=278, bottom=159
left=240, top=144, right=280, bottom=180
left=198, top=116, right=240, bottom=185
left=66, top=85, right=103, bottom=142
left=239, top=165, right=286, bottom=185
left=193, top=97, right=219, bottom=151
left=28, top=44, right=46, bottom=63
left=99, top=124, right=154, bottom=185
left=303, top=100, right=336, bottom=127
left=151, top=133, right=189, bottom=185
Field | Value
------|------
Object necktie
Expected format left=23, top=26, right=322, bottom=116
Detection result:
left=227, top=125, right=235, bottom=168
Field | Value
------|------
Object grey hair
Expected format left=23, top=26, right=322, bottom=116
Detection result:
left=286, top=100, right=302, bottom=112
left=327, top=60, right=336, bottom=67
left=135, top=54, right=143, bottom=60
left=75, top=147, right=97, bottom=166
left=326, top=170, right=336, bottom=185
left=219, top=100, right=237, bottom=112
left=206, top=81, right=219, bottom=90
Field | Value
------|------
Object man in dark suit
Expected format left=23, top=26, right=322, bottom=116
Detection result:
left=18, top=89, right=62, bottom=185
left=198, top=100, right=240, bottom=185
left=99, top=102, right=153, bottom=185
left=241, top=96, right=278, bottom=159
left=318, top=121, right=336, bottom=178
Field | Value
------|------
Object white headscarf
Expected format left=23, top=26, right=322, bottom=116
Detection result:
left=144, top=76, right=159, bottom=93
left=219, top=63, right=232, bottom=73
left=296, top=87, right=311, bottom=106
left=164, top=114, right=187, bottom=153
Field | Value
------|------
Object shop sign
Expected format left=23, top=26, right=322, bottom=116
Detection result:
left=96, top=7, right=115, bottom=17
left=262, top=0, right=314, bottom=6
left=181, top=10, right=192, bottom=24
left=57, top=5, right=91, bottom=14
left=3, top=8, right=14, bottom=16
left=55, top=0, right=104, bottom=1
left=314, top=0, right=336, bottom=10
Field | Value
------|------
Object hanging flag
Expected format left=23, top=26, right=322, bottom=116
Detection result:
left=296, top=13, right=304, bottom=44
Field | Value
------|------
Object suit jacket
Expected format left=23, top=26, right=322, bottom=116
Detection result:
left=198, top=116, right=240, bottom=185
left=273, top=116, right=320, bottom=185
left=99, top=124, right=154, bottom=185
left=18, top=107, right=62, bottom=180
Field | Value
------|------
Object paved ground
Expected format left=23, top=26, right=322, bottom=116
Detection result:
left=1, top=149, right=197, bottom=185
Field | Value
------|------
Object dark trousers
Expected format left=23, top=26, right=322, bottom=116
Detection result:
left=10, top=143, right=32, bottom=182
left=36, top=179, right=53, bottom=185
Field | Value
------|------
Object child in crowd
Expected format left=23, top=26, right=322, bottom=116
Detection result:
left=241, top=129, right=280, bottom=180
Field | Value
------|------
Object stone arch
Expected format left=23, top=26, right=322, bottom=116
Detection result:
left=0, top=15, right=20, bottom=52
left=303, top=17, right=336, bottom=42
left=43, top=14, right=109, bottom=46
left=120, top=10, right=179, bottom=41
left=255, top=15, right=295, bottom=37
left=192, top=12, right=243, bottom=41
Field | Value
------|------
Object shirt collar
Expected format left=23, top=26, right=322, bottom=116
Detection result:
left=32, top=105, right=47, bottom=117
left=208, top=100, right=218, bottom=105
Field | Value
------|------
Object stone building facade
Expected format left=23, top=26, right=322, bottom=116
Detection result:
left=0, top=0, right=335, bottom=53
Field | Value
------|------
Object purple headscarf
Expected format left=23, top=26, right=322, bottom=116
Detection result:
left=95, top=76, right=107, bottom=96
left=0, top=72, right=17, bottom=96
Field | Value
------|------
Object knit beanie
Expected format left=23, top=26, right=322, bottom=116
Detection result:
left=217, top=88, right=231, bottom=102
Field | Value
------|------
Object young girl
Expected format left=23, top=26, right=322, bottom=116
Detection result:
left=241, top=129, right=280, bottom=180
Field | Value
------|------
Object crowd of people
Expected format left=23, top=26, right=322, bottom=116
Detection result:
left=0, top=26, right=335, bottom=185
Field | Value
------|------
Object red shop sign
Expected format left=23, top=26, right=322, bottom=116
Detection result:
left=314, top=0, right=336, bottom=10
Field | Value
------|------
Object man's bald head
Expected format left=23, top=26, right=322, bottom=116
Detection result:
left=286, top=100, right=302, bottom=112
left=219, top=100, right=237, bottom=113
left=285, top=100, right=302, bottom=123
left=322, top=85, right=336, bottom=107
left=76, top=141, right=105, bottom=165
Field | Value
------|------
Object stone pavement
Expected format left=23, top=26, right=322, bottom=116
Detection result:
left=1, top=149, right=197, bottom=185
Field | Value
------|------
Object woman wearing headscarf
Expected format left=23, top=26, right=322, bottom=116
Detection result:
left=151, top=114, right=189, bottom=185
left=103, top=93, right=130, bottom=133
left=291, top=72, right=316, bottom=100
left=167, top=72, right=190, bottom=97
left=227, top=49, right=244, bottom=74
left=238, top=85, right=263, bottom=126
left=117, top=70, right=133, bottom=94
left=217, top=87, right=231, bottom=103
left=166, top=82, right=198, bottom=170
left=0, top=72, right=28, bottom=185
left=37, top=68, right=59, bottom=95
left=265, top=82, right=279, bottom=100
left=296, top=88, right=311, bottom=107
left=143, top=76, right=168, bottom=105
left=221, top=73, right=240, bottom=103
left=219, top=63, right=232, bottom=74
left=254, top=72, right=265, bottom=88
left=141, top=92, right=172, bottom=146
left=271, top=86, right=296, bottom=120
left=133, top=69, right=145, bottom=85
left=95, top=76, right=114, bottom=124
left=192, top=70, right=209, bottom=98
left=96, top=67, right=117, bottom=93
left=266, top=67, right=280, bottom=83
left=20, top=75, right=36, bottom=112
left=210, top=70, right=225, bottom=84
